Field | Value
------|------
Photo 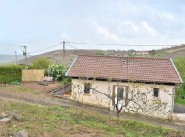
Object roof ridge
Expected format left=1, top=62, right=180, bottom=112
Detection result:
left=77, top=54, right=170, bottom=60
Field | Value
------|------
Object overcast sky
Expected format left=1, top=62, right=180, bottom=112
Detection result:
left=0, top=0, right=185, bottom=55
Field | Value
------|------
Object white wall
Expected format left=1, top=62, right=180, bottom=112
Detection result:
left=71, top=79, right=175, bottom=118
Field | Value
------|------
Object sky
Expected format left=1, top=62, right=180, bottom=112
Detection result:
left=0, top=0, right=185, bottom=55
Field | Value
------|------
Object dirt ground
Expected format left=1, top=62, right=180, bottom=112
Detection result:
left=0, top=82, right=61, bottom=96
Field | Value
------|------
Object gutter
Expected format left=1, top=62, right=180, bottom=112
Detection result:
left=65, top=55, right=78, bottom=77
left=170, top=58, right=183, bottom=84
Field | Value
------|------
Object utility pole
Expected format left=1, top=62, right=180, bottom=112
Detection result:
left=14, top=51, right=17, bottom=65
left=63, top=41, right=65, bottom=60
left=21, top=46, right=27, bottom=69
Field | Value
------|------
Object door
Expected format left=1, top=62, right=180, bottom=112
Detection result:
left=114, top=86, right=127, bottom=107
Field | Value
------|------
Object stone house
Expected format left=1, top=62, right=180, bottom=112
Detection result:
left=66, top=55, right=183, bottom=118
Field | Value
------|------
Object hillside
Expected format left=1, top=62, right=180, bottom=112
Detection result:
left=18, top=49, right=128, bottom=65
left=0, top=55, right=25, bottom=64
left=17, top=44, right=185, bottom=65
left=156, top=44, right=185, bottom=58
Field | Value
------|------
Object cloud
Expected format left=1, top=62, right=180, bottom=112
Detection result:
left=60, top=33, right=71, bottom=41
left=120, top=21, right=159, bottom=38
left=140, top=21, right=159, bottom=37
left=1, top=0, right=185, bottom=54
left=95, top=24, right=120, bottom=43
left=160, top=12, right=176, bottom=22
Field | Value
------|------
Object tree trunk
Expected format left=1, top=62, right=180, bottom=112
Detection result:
left=117, top=111, right=120, bottom=118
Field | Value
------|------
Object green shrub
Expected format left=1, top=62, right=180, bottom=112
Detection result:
left=30, top=57, right=51, bottom=69
left=48, top=64, right=69, bottom=81
left=173, top=57, right=185, bottom=105
left=0, top=65, right=22, bottom=84
left=60, top=77, right=71, bottom=85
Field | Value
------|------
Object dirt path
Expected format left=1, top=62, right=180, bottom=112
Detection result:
left=0, top=90, right=185, bottom=131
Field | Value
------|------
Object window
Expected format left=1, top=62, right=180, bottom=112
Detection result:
left=153, top=88, right=159, bottom=97
left=117, top=87, right=125, bottom=101
left=84, top=83, right=91, bottom=94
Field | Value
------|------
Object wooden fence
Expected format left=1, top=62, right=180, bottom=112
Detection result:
left=22, top=69, right=44, bottom=82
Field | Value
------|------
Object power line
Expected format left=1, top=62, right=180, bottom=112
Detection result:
left=66, top=43, right=78, bottom=49
left=29, top=42, right=62, bottom=54
left=66, top=41, right=89, bottom=44
left=95, top=44, right=177, bottom=46
left=66, top=43, right=94, bottom=55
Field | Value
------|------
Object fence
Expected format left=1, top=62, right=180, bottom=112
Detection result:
left=22, top=69, right=44, bottom=82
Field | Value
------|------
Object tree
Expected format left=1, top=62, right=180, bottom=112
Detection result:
left=72, top=79, right=170, bottom=118
left=96, top=50, right=104, bottom=55
left=149, top=49, right=156, bottom=56
left=31, top=57, right=51, bottom=69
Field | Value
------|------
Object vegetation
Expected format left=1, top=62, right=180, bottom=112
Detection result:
left=48, top=64, right=71, bottom=84
left=30, top=57, right=51, bottom=69
left=149, top=49, right=156, bottom=56
left=173, top=57, right=185, bottom=105
left=0, top=99, right=184, bottom=137
left=29, top=58, right=70, bottom=84
left=96, top=50, right=105, bottom=55
left=0, top=65, right=22, bottom=84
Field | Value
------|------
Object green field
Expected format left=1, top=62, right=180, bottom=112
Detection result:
left=0, top=99, right=184, bottom=137
left=173, top=57, right=185, bottom=105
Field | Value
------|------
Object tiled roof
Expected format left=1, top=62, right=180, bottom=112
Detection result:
left=66, top=55, right=183, bottom=84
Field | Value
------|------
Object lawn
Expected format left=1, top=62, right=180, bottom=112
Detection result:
left=0, top=82, right=61, bottom=96
left=0, top=99, right=184, bottom=137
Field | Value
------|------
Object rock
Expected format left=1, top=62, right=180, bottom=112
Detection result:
left=13, top=124, right=18, bottom=128
left=0, top=112, right=6, bottom=118
left=13, top=130, right=28, bottom=137
left=0, top=118, right=10, bottom=124
left=13, top=114, right=24, bottom=121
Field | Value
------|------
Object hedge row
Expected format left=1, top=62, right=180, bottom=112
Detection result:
left=0, top=65, right=22, bottom=84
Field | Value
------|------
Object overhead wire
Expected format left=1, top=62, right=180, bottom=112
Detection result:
left=65, top=43, right=95, bottom=55
left=95, top=44, right=177, bottom=46
left=28, top=42, right=62, bottom=54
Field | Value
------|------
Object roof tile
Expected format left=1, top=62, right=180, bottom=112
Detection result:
left=66, top=55, right=182, bottom=84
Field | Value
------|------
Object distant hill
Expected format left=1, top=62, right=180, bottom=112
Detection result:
left=17, top=44, right=185, bottom=66
left=18, top=49, right=128, bottom=65
left=0, top=55, right=25, bottom=64
left=156, top=44, right=185, bottom=58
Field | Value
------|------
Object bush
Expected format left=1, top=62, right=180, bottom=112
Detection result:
left=48, top=64, right=69, bottom=81
left=60, top=77, right=71, bottom=85
left=0, top=65, right=22, bottom=84
left=31, top=57, right=51, bottom=69
left=173, top=57, right=185, bottom=105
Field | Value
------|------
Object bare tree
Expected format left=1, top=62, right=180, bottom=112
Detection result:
left=72, top=78, right=170, bottom=118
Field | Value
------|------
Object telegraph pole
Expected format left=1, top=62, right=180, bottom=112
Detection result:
left=21, top=46, right=27, bottom=69
left=63, top=41, right=65, bottom=60
left=14, top=51, right=17, bottom=65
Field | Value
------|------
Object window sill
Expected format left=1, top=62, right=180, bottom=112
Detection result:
left=83, top=93, right=91, bottom=96
left=152, top=97, right=160, bottom=101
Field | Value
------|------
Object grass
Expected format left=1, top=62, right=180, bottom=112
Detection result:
left=173, top=57, right=185, bottom=105
left=0, top=86, right=39, bottom=94
left=0, top=99, right=184, bottom=137
left=165, top=47, right=185, bottom=53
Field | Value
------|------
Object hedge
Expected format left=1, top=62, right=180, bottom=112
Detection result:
left=0, top=65, right=22, bottom=84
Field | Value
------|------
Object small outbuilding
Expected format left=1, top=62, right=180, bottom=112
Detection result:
left=66, top=55, right=183, bottom=118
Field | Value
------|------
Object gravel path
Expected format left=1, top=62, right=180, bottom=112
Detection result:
left=0, top=90, right=185, bottom=131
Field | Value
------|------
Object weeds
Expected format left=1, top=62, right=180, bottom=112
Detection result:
left=0, top=99, right=184, bottom=137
